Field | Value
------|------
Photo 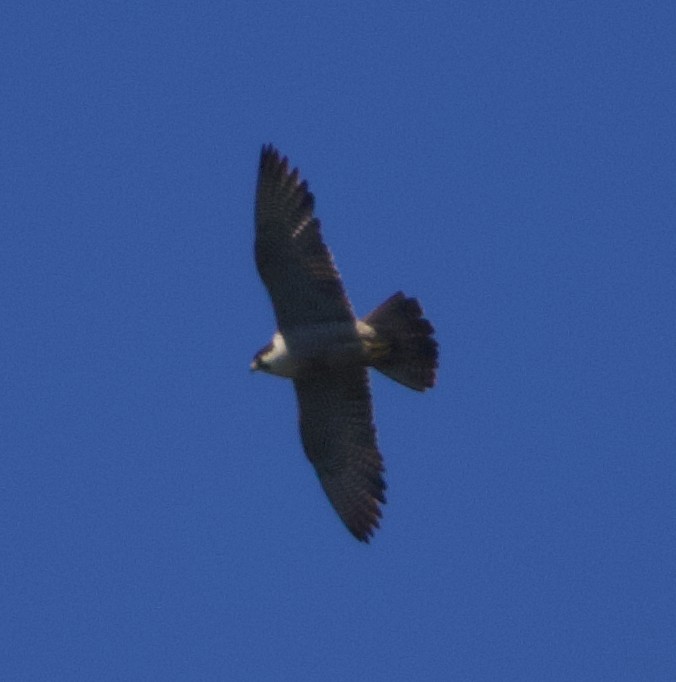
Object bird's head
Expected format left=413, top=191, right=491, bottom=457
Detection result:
left=250, top=333, right=294, bottom=377
left=250, top=341, right=274, bottom=373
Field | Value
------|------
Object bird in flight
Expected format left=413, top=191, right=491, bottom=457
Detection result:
left=251, top=145, right=438, bottom=542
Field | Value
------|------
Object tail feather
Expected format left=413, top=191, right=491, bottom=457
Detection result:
left=363, top=292, right=438, bottom=391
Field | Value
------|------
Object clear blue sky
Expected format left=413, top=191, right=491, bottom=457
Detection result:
left=2, top=2, right=675, bottom=680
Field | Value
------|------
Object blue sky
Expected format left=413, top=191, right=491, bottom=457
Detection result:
left=2, top=2, right=675, bottom=680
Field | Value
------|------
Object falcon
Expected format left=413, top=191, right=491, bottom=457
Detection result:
left=251, top=145, right=438, bottom=542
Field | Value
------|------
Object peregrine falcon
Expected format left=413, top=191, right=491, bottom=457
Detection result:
left=251, top=145, right=438, bottom=542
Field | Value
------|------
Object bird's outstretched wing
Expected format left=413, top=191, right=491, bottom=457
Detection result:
left=255, top=145, right=354, bottom=333
left=294, top=367, right=386, bottom=542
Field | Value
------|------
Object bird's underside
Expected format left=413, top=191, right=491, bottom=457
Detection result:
left=251, top=144, right=438, bottom=542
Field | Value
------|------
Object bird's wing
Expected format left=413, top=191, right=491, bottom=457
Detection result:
left=255, top=145, right=354, bottom=333
left=294, top=367, right=386, bottom=542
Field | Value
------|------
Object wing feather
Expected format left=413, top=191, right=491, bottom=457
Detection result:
left=255, top=145, right=354, bottom=332
left=294, top=367, right=386, bottom=542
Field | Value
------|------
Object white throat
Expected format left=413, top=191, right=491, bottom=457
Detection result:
left=261, top=332, right=296, bottom=377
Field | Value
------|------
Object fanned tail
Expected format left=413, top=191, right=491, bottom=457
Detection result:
left=363, top=292, right=438, bottom=391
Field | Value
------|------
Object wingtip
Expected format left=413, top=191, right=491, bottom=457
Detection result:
left=260, top=144, right=291, bottom=178
left=344, top=493, right=385, bottom=543
left=350, top=526, right=375, bottom=543
left=260, top=143, right=280, bottom=166
left=258, top=146, right=316, bottom=214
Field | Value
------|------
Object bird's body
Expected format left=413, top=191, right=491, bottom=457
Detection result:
left=251, top=145, right=438, bottom=541
left=252, top=320, right=378, bottom=378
